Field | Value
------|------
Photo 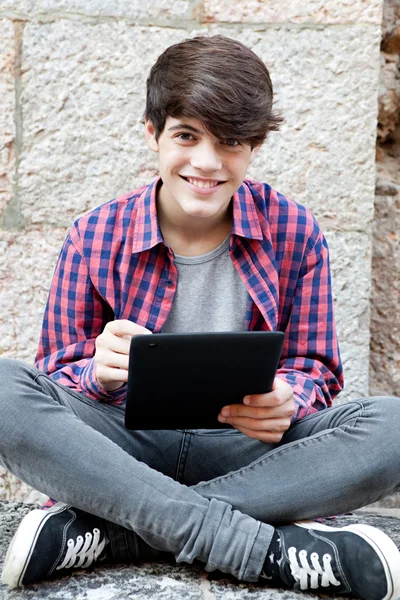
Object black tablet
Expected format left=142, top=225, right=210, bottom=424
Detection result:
left=125, top=331, right=285, bottom=430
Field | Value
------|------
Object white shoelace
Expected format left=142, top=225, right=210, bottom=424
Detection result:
left=288, top=546, right=342, bottom=590
left=56, top=528, right=107, bottom=571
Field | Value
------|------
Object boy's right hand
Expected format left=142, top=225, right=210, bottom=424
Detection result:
left=94, top=319, right=152, bottom=392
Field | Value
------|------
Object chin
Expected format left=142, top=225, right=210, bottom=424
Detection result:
left=181, top=201, right=217, bottom=218
left=184, top=209, right=215, bottom=219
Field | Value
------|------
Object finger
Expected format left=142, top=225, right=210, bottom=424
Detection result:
left=95, top=365, right=129, bottom=384
left=231, top=423, right=285, bottom=444
left=244, top=378, right=294, bottom=408
left=96, top=332, right=131, bottom=354
left=218, top=414, right=291, bottom=433
left=220, top=404, right=279, bottom=420
left=243, top=391, right=289, bottom=408
left=96, top=333, right=131, bottom=356
left=220, top=399, right=294, bottom=420
left=96, top=348, right=129, bottom=370
left=104, top=320, right=152, bottom=337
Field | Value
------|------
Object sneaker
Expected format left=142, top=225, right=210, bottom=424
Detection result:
left=1, top=502, right=109, bottom=588
left=261, top=521, right=400, bottom=600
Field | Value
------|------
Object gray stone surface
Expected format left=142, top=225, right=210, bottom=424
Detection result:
left=0, top=471, right=46, bottom=508
left=1, top=501, right=400, bottom=599
left=0, top=228, right=67, bottom=361
left=202, top=0, right=382, bottom=24
left=0, top=0, right=198, bottom=21
left=370, top=0, right=400, bottom=399
left=326, top=232, right=372, bottom=401
left=244, top=25, right=381, bottom=233
left=370, top=153, right=400, bottom=396
left=0, top=0, right=383, bottom=25
left=18, top=21, right=185, bottom=227
left=0, top=19, right=16, bottom=216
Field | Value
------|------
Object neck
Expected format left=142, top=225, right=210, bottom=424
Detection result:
left=157, top=190, right=232, bottom=257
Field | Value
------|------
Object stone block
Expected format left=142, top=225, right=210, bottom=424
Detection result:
left=382, top=0, right=400, bottom=41
left=0, top=0, right=196, bottom=21
left=326, top=231, right=372, bottom=401
left=202, top=0, right=382, bottom=25
left=370, top=159, right=400, bottom=397
left=18, top=22, right=381, bottom=233
left=244, top=25, right=381, bottom=232
left=0, top=227, right=67, bottom=362
left=0, top=19, right=16, bottom=217
left=18, top=21, right=187, bottom=226
left=377, top=52, right=400, bottom=142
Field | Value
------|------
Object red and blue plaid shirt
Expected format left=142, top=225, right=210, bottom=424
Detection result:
left=35, top=178, right=343, bottom=423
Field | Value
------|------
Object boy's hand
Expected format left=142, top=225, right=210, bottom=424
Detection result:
left=94, top=320, right=152, bottom=392
left=217, top=377, right=295, bottom=442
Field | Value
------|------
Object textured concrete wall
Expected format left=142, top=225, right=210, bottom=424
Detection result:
left=0, top=1, right=383, bottom=501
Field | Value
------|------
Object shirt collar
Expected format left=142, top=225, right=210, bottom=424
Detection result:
left=231, top=180, right=263, bottom=240
left=132, top=177, right=263, bottom=253
left=132, top=178, right=164, bottom=253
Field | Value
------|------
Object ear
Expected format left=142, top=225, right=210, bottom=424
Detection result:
left=249, top=144, right=261, bottom=164
left=145, top=120, right=159, bottom=153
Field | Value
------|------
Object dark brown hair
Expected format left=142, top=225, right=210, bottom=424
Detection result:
left=144, top=35, right=282, bottom=147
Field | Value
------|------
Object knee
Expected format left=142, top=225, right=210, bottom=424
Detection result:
left=364, top=395, right=400, bottom=439
left=0, top=358, right=39, bottom=449
left=372, top=395, right=400, bottom=415
left=0, top=358, right=37, bottom=409
left=0, top=357, right=33, bottom=382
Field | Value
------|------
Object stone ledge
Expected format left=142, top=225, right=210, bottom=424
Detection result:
left=1, top=501, right=400, bottom=599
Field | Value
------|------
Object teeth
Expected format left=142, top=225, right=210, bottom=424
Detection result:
left=187, top=177, right=219, bottom=189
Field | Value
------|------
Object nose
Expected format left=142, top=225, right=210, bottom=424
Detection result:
left=190, top=141, right=222, bottom=172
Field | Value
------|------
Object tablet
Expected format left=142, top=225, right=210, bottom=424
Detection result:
left=125, top=331, right=284, bottom=430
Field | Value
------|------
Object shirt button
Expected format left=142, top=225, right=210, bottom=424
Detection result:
left=166, top=280, right=173, bottom=287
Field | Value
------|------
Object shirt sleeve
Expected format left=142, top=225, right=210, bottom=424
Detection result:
left=35, top=232, right=126, bottom=404
left=276, top=230, right=344, bottom=422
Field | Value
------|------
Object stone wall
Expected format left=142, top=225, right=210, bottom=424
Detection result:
left=370, top=0, right=400, bottom=396
left=0, top=1, right=384, bottom=501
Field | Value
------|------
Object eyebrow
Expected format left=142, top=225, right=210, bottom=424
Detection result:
left=167, top=123, right=203, bottom=135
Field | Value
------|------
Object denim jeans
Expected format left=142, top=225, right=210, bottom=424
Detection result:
left=1, top=357, right=400, bottom=582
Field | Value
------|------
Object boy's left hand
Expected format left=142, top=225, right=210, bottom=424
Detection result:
left=217, top=377, right=295, bottom=443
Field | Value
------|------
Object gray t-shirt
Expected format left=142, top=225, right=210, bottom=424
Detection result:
left=162, top=235, right=249, bottom=333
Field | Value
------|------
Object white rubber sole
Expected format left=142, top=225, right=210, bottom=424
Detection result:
left=1, top=503, right=68, bottom=589
left=295, top=520, right=400, bottom=600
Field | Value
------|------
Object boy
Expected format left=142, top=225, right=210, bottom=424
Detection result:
left=1, top=35, right=400, bottom=599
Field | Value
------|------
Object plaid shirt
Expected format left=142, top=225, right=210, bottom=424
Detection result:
left=35, top=178, right=343, bottom=422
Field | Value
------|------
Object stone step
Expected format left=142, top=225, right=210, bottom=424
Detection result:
left=2, top=501, right=400, bottom=600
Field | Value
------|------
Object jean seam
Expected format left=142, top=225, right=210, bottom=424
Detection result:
left=175, top=431, right=191, bottom=482
left=191, top=431, right=242, bottom=437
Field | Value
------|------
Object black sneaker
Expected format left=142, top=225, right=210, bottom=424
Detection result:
left=1, top=502, right=109, bottom=588
left=261, top=521, right=400, bottom=600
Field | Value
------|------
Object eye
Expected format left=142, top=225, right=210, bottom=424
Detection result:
left=221, top=139, right=241, bottom=147
left=175, top=133, right=195, bottom=141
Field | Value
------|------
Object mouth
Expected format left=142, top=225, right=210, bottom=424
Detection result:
left=179, top=176, right=225, bottom=189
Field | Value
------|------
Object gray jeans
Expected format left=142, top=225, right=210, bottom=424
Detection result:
left=1, top=358, right=400, bottom=582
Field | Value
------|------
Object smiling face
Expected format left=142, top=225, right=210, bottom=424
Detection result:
left=145, top=117, right=260, bottom=226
